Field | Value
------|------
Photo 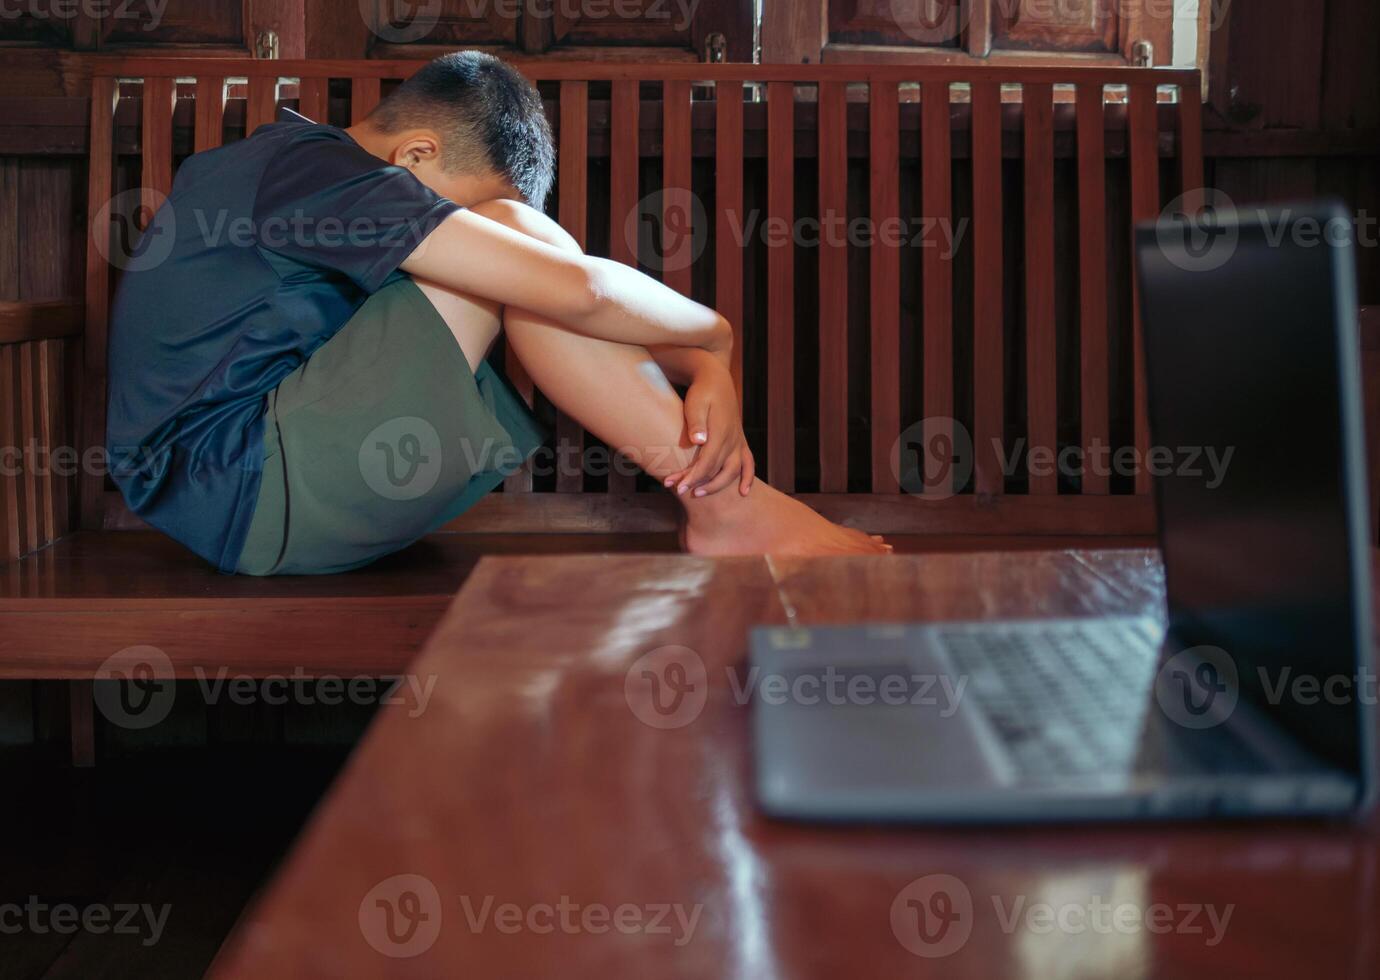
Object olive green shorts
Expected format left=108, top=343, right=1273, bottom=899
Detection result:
left=236, top=277, right=544, bottom=576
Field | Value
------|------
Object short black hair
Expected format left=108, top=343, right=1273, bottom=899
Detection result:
left=369, top=51, right=554, bottom=207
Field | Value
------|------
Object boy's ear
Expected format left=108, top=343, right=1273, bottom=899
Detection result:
left=391, top=132, right=442, bottom=170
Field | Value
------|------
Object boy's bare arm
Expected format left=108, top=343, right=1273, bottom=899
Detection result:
left=401, top=206, right=732, bottom=356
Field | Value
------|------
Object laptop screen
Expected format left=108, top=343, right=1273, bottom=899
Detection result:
left=1136, top=202, right=1372, bottom=774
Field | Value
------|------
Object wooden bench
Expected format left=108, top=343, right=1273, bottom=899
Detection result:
left=4, top=58, right=1210, bottom=702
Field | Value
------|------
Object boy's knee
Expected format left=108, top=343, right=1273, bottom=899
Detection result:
left=469, top=198, right=582, bottom=254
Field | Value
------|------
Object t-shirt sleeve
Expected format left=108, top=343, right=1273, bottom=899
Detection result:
left=251, top=127, right=461, bottom=292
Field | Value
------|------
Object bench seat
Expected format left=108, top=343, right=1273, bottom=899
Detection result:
left=0, top=530, right=1154, bottom=680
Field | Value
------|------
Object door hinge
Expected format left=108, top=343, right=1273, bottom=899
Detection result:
left=703, top=32, right=727, bottom=63
left=255, top=29, right=280, bottom=60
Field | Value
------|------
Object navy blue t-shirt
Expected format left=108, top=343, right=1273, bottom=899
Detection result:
left=107, top=113, right=460, bottom=571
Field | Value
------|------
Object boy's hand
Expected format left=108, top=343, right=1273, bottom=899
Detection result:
left=663, top=361, right=755, bottom=498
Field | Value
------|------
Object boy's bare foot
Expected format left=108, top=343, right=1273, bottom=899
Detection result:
left=681, top=481, right=892, bottom=556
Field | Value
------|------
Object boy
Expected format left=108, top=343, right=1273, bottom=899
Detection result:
left=108, top=52, right=889, bottom=575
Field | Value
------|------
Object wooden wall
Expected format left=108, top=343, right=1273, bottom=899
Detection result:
left=0, top=0, right=1375, bottom=559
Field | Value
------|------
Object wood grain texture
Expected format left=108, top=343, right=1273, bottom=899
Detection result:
left=0, top=300, right=82, bottom=343
left=1023, top=82, right=1057, bottom=496
left=245, top=73, right=278, bottom=135
left=208, top=548, right=1380, bottom=980
left=971, top=81, right=1004, bottom=499
left=194, top=75, right=225, bottom=152
left=296, top=76, right=329, bottom=124
left=0, top=345, right=20, bottom=560
left=766, top=80, right=795, bottom=492
left=1077, top=83, right=1110, bottom=495
left=817, top=79, right=848, bottom=493
left=1128, top=83, right=1161, bottom=496
left=350, top=76, right=381, bottom=126
left=1177, top=86, right=1205, bottom=211
left=660, top=79, right=693, bottom=299
left=140, top=76, right=175, bottom=218
left=79, top=74, right=115, bottom=531
left=92, top=58, right=1203, bottom=87
left=868, top=79, right=900, bottom=494
left=922, top=79, right=954, bottom=496
left=714, top=81, right=744, bottom=396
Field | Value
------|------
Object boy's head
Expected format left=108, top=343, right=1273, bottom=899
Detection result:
left=354, top=51, right=554, bottom=208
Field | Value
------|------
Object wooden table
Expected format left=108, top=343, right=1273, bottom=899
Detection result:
left=209, top=550, right=1379, bottom=979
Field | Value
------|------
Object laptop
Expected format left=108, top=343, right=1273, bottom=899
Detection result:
left=750, top=201, right=1376, bottom=822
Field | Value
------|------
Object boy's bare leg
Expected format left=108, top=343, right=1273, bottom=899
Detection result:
left=414, top=200, right=888, bottom=556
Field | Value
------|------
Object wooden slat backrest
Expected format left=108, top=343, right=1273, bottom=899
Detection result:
left=1076, top=83, right=1110, bottom=497
left=78, top=59, right=1206, bottom=537
left=817, top=80, right=848, bottom=494
left=765, top=80, right=795, bottom=493
left=970, top=81, right=1004, bottom=500
left=1023, top=82, right=1057, bottom=497
left=921, top=80, right=954, bottom=497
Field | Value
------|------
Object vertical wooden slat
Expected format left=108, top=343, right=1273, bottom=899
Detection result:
left=1022, top=82, right=1057, bottom=496
left=1128, top=82, right=1162, bottom=497
left=715, top=81, right=744, bottom=397
left=0, top=345, right=21, bottom=558
left=606, top=78, right=640, bottom=495
left=194, top=76, right=225, bottom=153
left=817, top=80, right=848, bottom=493
left=43, top=339, right=69, bottom=537
left=141, top=76, right=175, bottom=218
left=80, top=74, right=116, bottom=530
left=661, top=79, right=693, bottom=299
left=921, top=80, right=954, bottom=495
left=31, top=342, right=56, bottom=543
left=1177, top=82, right=1205, bottom=212
left=555, top=81, right=589, bottom=494
left=971, top=81, right=1004, bottom=499
left=869, top=79, right=900, bottom=494
left=17, top=342, right=38, bottom=554
left=766, top=80, right=795, bottom=492
left=1076, top=83, right=1109, bottom=495
left=246, top=75, right=278, bottom=135
left=297, top=76, right=329, bottom=124
left=351, top=77, right=381, bottom=126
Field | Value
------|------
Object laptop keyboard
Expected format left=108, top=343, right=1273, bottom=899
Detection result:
left=936, top=620, right=1158, bottom=779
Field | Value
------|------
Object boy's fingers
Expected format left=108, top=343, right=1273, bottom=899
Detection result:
left=684, top=392, right=710, bottom=446
left=739, top=449, right=756, bottom=495
left=680, top=444, right=722, bottom=494
left=694, top=463, right=740, bottom=497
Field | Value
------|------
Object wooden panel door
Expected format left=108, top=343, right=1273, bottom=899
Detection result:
left=993, top=0, right=1119, bottom=54
left=766, top=0, right=1174, bottom=65
left=0, top=0, right=303, bottom=56
left=359, top=0, right=753, bottom=61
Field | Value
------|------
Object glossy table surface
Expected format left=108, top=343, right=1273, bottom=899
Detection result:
left=209, top=550, right=1379, bottom=979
